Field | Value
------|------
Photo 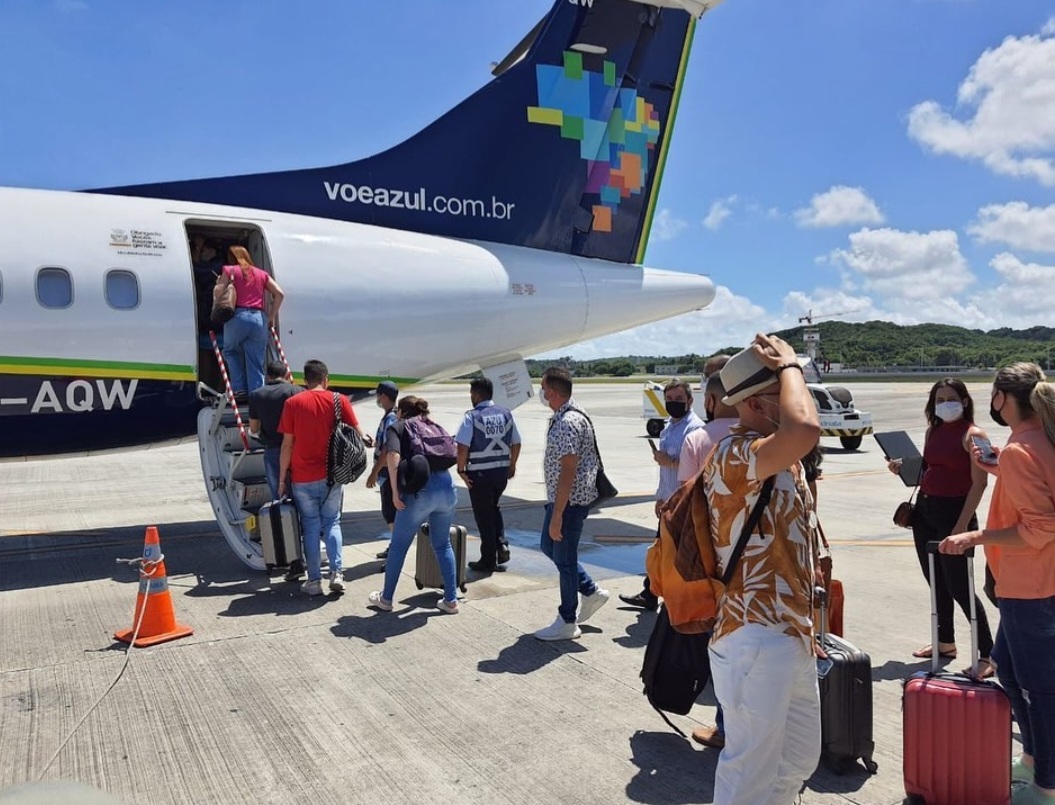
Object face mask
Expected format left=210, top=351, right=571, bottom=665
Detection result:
left=704, top=406, right=715, bottom=424
left=754, top=397, right=780, bottom=430
left=539, top=388, right=550, bottom=407
left=934, top=401, right=964, bottom=422
left=990, top=392, right=1008, bottom=427
left=665, top=400, right=687, bottom=419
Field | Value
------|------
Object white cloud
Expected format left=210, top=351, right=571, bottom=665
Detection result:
left=1043, top=17, right=1055, bottom=37
left=651, top=208, right=688, bottom=242
left=829, top=227, right=975, bottom=300
left=794, top=186, right=885, bottom=228
left=972, top=252, right=1055, bottom=322
left=703, top=196, right=737, bottom=231
left=967, top=201, right=1055, bottom=252
left=539, top=285, right=765, bottom=359
left=907, top=27, right=1055, bottom=185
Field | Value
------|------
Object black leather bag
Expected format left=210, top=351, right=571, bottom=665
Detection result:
left=893, top=485, right=919, bottom=529
left=210, top=276, right=237, bottom=327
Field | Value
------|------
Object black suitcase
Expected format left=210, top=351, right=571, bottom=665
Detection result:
left=415, top=524, right=468, bottom=593
left=817, top=587, right=878, bottom=774
left=259, top=498, right=303, bottom=570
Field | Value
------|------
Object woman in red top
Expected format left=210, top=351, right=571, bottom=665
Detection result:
left=890, top=378, right=994, bottom=676
left=215, top=246, right=285, bottom=395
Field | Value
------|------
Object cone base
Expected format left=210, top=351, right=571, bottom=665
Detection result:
left=114, top=623, right=193, bottom=648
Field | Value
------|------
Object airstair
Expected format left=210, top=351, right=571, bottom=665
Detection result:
left=196, top=326, right=291, bottom=571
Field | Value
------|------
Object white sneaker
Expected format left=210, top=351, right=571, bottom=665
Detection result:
left=534, top=616, right=581, bottom=641
left=578, top=588, right=610, bottom=623
left=436, top=599, right=459, bottom=614
left=328, top=571, right=345, bottom=592
left=368, top=591, right=393, bottom=611
left=301, top=579, right=324, bottom=596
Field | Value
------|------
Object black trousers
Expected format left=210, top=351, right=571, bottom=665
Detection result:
left=467, top=469, right=510, bottom=563
left=911, top=493, right=994, bottom=657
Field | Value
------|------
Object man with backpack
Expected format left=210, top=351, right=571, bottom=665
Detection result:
left=705, top=335, right=822, bottom=804
left=533, top=367, right=609, bottom=641
left=277, top=359, right=371, bottom=596
left=455, top=377, right=522, bottom=572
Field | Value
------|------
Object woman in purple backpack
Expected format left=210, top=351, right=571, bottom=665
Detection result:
left=368, top=395, right=460, bottom=614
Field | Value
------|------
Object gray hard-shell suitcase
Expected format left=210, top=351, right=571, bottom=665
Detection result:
left=259, top=498, right=303, bottom=570
left=414, top=524, right=468, bottom=593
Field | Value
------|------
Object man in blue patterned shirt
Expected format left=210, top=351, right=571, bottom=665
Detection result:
left=534, top=367, right=610, bottom=641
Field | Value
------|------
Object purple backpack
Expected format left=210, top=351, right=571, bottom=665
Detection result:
left=403, top=417, right=457, bottom=472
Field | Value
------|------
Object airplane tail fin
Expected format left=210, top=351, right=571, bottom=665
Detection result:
left=91, top=0, right=723, bottom=264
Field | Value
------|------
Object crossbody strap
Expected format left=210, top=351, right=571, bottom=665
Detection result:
left=332, top=392, right=343, bottom=426
left=721, top=476, right=776, bottom=587
left=564, top=406, right=607, bottom=472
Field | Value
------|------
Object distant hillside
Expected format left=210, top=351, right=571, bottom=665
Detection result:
left=525, top=322, right=1055, bottom=376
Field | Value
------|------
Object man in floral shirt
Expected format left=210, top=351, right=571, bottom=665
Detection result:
left=706, top=334, right=821, bottom=805
left=534, top=367, right=610, bottom=641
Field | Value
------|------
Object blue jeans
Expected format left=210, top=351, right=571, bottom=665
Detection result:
left=290, top=480, right=343, bottom=582
left=540, top=503, right=596, bottom=623
left=383, top=472, right=458, bottom=604
left=992, top=595, right=1055, bottom=788
left=223, top=308, right=267, bottom=394
left=263, top=446, right=281, bottom=500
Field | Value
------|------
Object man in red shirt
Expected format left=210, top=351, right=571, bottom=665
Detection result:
left=278, top=359, right=371, bottom=596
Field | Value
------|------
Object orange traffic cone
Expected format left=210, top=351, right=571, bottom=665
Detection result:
left=114, top=526, right=193, bottom=647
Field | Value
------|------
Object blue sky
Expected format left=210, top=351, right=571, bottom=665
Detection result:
left=1, top=0, right=1053, bottom=359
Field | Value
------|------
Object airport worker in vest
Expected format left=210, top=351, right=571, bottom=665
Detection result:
left=456, top=377, right=522, bottom=573
left=707, top=334, right=822, bottom=804
left=533, top=367, right=609, bottom=641
left=366, top=380, right=400, bottom=566
left=277, top=359, right=370, bottom=597
left=249, top=361, right=305, bottom=580
left=620, top=379, right=703, bottom=612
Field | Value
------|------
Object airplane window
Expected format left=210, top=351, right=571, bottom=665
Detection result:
left=36, top=267, right=73, bottom=309
left=105, top=269, right=140, bottom=310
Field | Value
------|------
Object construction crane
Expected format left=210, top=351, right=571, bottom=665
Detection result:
left=797, top=309, right=849, bottom=363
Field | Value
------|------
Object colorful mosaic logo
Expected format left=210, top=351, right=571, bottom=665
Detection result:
left=527, top=50, right=661, bottom=233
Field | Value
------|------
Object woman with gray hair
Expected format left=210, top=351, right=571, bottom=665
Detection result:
left=941, top=362, right=1055, bottom=802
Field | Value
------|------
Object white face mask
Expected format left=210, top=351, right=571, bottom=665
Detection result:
left=935, top=400, right=964, bottom=422
left=539, top=387, right=549, bottom=406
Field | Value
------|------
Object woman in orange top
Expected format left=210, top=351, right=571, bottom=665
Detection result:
left=942, top=363, right=1055, bottom=801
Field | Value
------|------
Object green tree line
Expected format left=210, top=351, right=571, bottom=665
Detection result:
left=524, top=322, right=1055, bottom=377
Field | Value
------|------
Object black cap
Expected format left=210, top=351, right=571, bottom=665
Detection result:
left=376, top=380, right=399, bottom=400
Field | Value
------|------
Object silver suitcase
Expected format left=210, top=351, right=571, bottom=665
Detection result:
left=415, top=524, right=468, bottom=593
left=259, top=498, right=303, bottom=570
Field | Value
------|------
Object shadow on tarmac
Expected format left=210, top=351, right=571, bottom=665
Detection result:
left=625, top=730, right=716, bottom=804
left=477, top=633, right=586, bottom=675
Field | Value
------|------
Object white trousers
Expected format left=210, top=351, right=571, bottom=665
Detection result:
left=709, top=624, right=821, bottom=805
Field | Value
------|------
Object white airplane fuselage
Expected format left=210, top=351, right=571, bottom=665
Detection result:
left=0, top=186, right=715, bottom=459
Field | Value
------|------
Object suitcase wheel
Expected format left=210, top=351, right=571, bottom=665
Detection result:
left=863, top=757, right=878, bottom=775
left=415, top=579, right=424, bottom=590
left=459, top=582, right=468, bottom=593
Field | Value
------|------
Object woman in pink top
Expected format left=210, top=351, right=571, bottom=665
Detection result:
left=942, top=363, right=1055, bottom=800
left=215, top=246, right=285, bottom=395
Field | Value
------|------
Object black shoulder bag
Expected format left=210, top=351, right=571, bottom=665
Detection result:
left=566, top=406, right=618, bottom=508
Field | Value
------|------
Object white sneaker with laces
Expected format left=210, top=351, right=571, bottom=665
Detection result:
left=534, top=616, right=581, bottom=641
left=436, top=599, right=459, bottom=614
left=301, top=579, right=324, bottom=596
left=329, top=571, right=345, bottom=592
left=368, top=591, right=393, bottom=611
left=578, top=588, right=610, bottom=623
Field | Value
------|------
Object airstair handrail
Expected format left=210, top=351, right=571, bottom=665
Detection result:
left=269, top=324, right=292, bottom=381
left=208, top=330, right=250, bottom=451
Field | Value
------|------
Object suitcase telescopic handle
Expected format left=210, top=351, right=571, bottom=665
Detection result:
left=815, top=585, right=827, bottom=644
left=926, top=541, right=978, bottom=677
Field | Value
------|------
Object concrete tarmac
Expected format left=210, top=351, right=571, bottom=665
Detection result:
left=0, top=380, right=1015, bottom=804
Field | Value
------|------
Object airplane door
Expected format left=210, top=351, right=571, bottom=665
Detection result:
left=246, top=230, right=273, bottom=277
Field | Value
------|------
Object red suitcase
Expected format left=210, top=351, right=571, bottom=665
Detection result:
left=902, top=543, right=1011, bottom=805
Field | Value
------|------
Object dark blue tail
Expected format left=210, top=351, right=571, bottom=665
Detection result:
left=90, top=0, right=716, bottom=264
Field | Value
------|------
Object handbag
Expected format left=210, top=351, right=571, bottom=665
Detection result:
left=326, top=393, right=368, bottom=486
left=210, top=272, right=237, bottom=327
left=893, top=485, right=919, bottom=528
left=567, top=407, right=618, bottom=508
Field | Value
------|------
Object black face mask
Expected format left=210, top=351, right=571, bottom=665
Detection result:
left=704, top=406, right=715, bottom=423
left=665, top=400, right=688, bottom=419
left=990, top=391, right=1008, bottom=427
